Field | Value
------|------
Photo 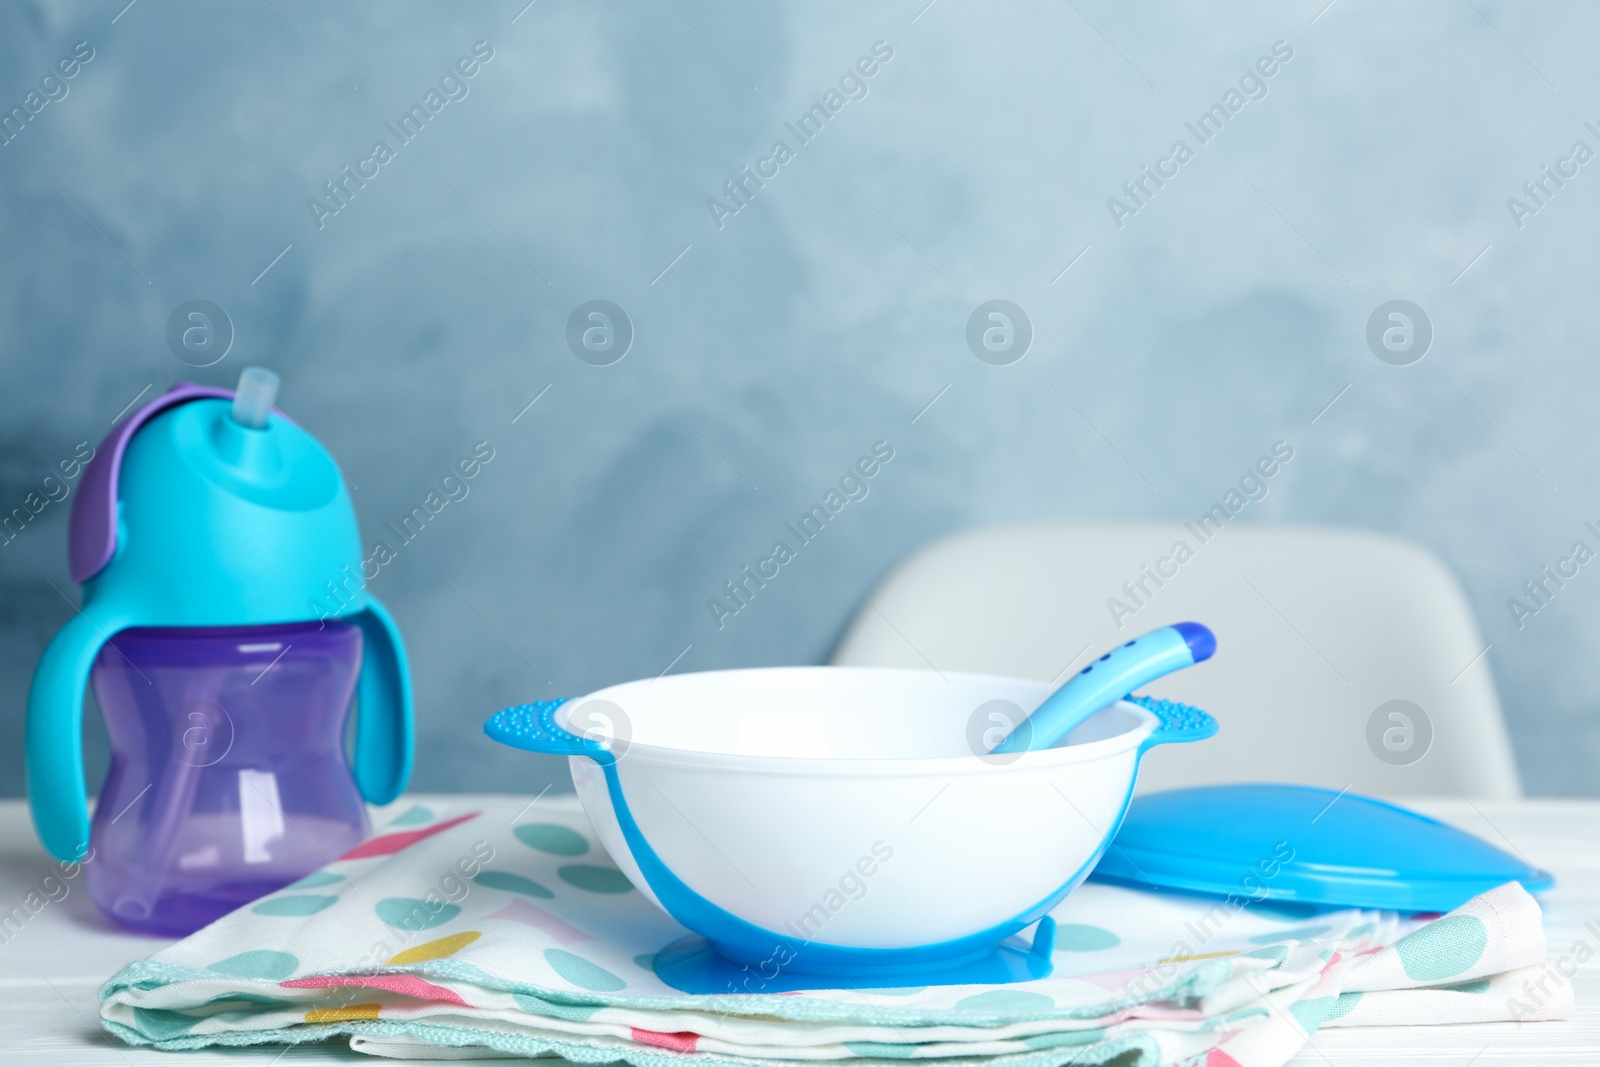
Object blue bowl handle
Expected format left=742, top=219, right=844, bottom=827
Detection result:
left=482, top=695, right=1216, bottom=761
left=484, top=700, right=614, bottom=761
left=1130, top=695, right=1218, bottom=753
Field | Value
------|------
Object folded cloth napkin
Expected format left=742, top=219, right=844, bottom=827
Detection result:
left=100, top=797, right=1570, bottom=1067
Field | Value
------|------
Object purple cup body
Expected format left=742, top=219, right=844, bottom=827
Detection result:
left=84, top=621, right=368, bottom=935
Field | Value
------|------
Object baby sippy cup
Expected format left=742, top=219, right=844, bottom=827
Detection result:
left=25, top=369, right=413, bottom=935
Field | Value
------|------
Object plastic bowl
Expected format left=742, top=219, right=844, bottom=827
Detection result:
left=486, top=666, right=1215, bottom=982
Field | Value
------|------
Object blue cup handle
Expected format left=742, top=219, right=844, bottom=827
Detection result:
left=26, top=600, right=133, bottom=862
left=1130, top=695, right=1218, bottom=753
left=351, top=595, right=415, bottom=805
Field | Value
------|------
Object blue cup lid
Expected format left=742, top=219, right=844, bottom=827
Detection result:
left=1091, top=783, right=1553, bottom=913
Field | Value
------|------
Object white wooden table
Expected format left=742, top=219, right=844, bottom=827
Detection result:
left=1, top=795, right=1594, bottom=1064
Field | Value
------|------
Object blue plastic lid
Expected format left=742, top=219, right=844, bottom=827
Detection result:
left=1091, top=783, right=1553, bottom=913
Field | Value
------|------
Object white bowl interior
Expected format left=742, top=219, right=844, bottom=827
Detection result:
left=561, top=666, right=1146, bottom=760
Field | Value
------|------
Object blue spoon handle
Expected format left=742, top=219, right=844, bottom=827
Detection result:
left=991, top=622, right=1215, bottom=754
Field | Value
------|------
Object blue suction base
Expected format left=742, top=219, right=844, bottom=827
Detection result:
left=652, top=918, right=1056, bottom=994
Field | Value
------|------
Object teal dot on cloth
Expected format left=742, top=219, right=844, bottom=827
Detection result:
left=1326, top=991, right=1364, bottom=1023
left=953, top=989, right=1055, bottom=1014
left=1248, top=924, right=1330, bottom=945
left=1021, top=1029, right=1103, bottom=1050
left=286, top=870, right=344, bottom=890
left=1246, top=901, right=1323, bottom=922
left=132, top=1007, right=201, bottom=1040
left=513, top=992, right=605, bottom=1020
left=375, top=897, right=461, bottom=930
left=1241, top=945, right=1288, bottom=964
left=1395, top=914, right=1488, bottom=982
left=544, top=948, right=626, bottom=992
left=1208, top=1007, right=1269, bottom=1030
left=1288, top=995, right=1336, bottom=1034
left=389, top=805, right=434, bottom=827
left=633, top=954, right=655, bottom=970
left=207, top=950, right=299, bottom=980
left=202, top=992, right=294, bottom=1008
left=1055, top=923, right=1121, bottom=952
left=474, top=870, right=555, bottom=899
left=558, top=864, right=633, bottom=893
left=514, top=823, right=590, bottom=856
left=1441, top=978, right=1491, bottom=994
left=252, top=894, right=338, bottom=917
left=842, top=1042, right=918, bottom=1058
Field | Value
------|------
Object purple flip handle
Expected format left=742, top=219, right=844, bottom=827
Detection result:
left=69, top=383, right=232, bottom=585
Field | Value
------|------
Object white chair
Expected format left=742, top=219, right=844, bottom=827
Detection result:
left=831, top=523, right=1521, bottom=799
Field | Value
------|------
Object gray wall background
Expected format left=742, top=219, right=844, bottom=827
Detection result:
left=2, top=0, right=1597, bottom=797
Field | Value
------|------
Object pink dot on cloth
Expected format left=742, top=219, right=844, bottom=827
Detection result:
left=281, top=974, right=467, bottom=1006
left=485, top=896, right=594, bottom=946
left=1070, top=966, right=1156, bottom=991
left=340, top=812, right=481, bottom=860
left=631, top=1028, right=699, bottom=1053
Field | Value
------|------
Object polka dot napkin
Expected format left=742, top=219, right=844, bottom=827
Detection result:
left=99, top=796, right=1569, bottom=1067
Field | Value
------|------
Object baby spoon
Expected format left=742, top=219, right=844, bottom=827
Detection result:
left=989, top=622, right=1215, bottom=754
